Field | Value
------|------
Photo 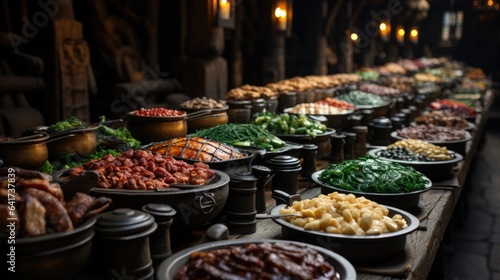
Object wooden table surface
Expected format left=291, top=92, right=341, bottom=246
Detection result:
left=236, top=90, right=493, bottom=280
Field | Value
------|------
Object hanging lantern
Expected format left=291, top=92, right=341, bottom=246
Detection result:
left=379, top=21, right=391, bottom=42
left=216, top=0, right=235, bottom=28
left=273, top=0, right=293, bottom=35
left=396, top=25, right=405, bottom=44
left=409, top=27, right=419, bottom=44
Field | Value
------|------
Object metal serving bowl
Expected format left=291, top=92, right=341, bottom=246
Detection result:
left=156, top=239, right=357, bottom=280
left=390, top=130, right=472, bottom=156
left=46, top=126, right=98, bottom=159
left=126, top=110, right=212, bottom=144
left=367, top=147, right=464, bottom=182
left=182, top=106, right=229, bottom=133
left=311, top=170, right=432, bottom=211
left=86, top=170, right=230, bottom=233
left=0, top=133, right=49, bottom=169
left=16, top=217, right=96, bottom=280
left=271, top=204, right=419, bottom=262
left=284, top=108, right=355, bottom=130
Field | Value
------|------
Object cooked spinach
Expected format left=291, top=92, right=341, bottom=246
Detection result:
left=318, top=156, right=429, bottom=193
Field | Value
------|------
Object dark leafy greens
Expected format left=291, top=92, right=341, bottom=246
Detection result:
left=318, top=156, right=429, bottom=193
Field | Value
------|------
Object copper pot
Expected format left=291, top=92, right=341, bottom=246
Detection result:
left=127, top=110, right=211, bottom=145
left=0, top=133, right=49, bottom=169
left=46, top=127, right=98, bottom=160
left=183, top=106, right=229, bottom=133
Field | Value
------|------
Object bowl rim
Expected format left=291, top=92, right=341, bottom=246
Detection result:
left=391, top=130, right=473, bottom=144
left=274, top=127, right=336, bottom=139
left=0, top=133, right=50, bottom=145
left=311, top=169, right=432, bottom=197
left=180, top=105, right=229, bottom=112
left=156, top=238, right=357, bottom=280
left=127, top=109, right=187, bottom=121
left=271, top=204, right=419, bottom=240
left=284, top=107, right=355, bottom=116
left=367, top=147, right=464, bottom=165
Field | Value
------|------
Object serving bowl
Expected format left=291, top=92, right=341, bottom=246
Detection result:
left=182, top=106, right=229, bottom=133
left=284, top=108, right=354, bottom=130
left=156, top=239, right=357, bottom=280
left=275, top=128, right=336, bottom=159
left=0, top=133, right=49, bottom=169
left=355, top=99, right=391, bottom=118
left=391, top=130, right=472, bottom=156
left=311, top=170, right=432, bottom=210
left=271, top=204, right=419, bottom=262
left=86, top=170, right=230, bottom=233
left=16, top=216, right=96, bottom=280
left=46, top=126, right=98, bottom=159
left=126, top=110, right=212, bottom=144
left=368, top=147, right=464, bottom=181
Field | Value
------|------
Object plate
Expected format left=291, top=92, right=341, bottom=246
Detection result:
left=271, top=204, right=419, bottom=261
left=311, top=170, right=432, bottom=210
left=367, top=148, right=463, bottom=182
left=156, top=239, right=357, bottom=280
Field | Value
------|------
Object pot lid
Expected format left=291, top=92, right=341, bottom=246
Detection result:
left=370, top=117, right=392, bottom=128
left=142, top=203, right=177, bottom=222
left=229, top=170, right=258, bottom=182
left=252, top=165, right=272, bottom=177
left=95, top=208, right=157, bottom=238
left=302, top=144, right=318, bottom=151
left=266, top=155, right=301, bottom=171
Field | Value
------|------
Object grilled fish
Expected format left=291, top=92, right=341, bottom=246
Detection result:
left=146, top=137, right=246, bottom=162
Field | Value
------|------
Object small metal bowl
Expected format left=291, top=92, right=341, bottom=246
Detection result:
left=182, top=106, right=229, bottom=133
left=367, top=147, right=464, bottom=182
left=0, top=133, right=49, bottom=169
left=46, top=126, right=98, bottom=159
left=156, top=239, right=357, bottom=280
left=284, top=109, right=355, bottom=130
left=16, top=217, right=96, bottom=280
left=390, top=130, right=472, bottom=156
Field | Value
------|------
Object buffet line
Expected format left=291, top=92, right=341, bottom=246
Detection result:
left=0, top=57, right=492, bottom=280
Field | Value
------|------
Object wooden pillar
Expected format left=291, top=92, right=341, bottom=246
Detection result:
left=260, top=0, right=286, bottom=84
left=226, top=3, right=244, bottom=89
left=177, top=0, right=227, bottom=100
left=308, top=0, right=328, bottom=75
left=47, top=0, right=91, bottom=123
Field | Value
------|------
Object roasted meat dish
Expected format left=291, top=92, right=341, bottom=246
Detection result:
left=0, top=167, right=112, bottom=237
left=146, top=137, right=246, bottom=162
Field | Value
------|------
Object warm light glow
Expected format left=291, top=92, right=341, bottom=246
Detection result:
left=275, top=7, right=287, bottom=30
left=495, top=4, right=500, bottom=9
left=487, top=0, right=494, bottom=6
left=473, top=0, right=478, bottom=6
left=397, top=28, right=405, bottom=37
left=379, top=21, right=390, bottom=42
left=410, top=29, right=418, bottom=38
left=219, top=0, right=231, bottom=20
left=350, top=33, right=359, bottom=42
left=379, top=22, right=387, bottom=31
left=275, top=7, right=287, bottom=18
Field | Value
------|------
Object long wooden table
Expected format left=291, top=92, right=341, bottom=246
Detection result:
left=236, top=90, right=493, bottom=280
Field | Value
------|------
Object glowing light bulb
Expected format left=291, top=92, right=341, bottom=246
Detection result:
left=350, top=33, right=359, bottom=41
